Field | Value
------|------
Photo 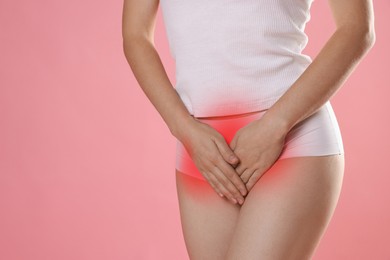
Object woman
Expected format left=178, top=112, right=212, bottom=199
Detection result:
left=122, top=0, right=375, bottom=259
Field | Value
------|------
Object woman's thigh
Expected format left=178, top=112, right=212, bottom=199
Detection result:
left=225, top=154, right=345, bottom=260
left=175, top=169, right=241, bottom=260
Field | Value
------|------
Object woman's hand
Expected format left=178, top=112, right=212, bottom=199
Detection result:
left=176, top=117, right=248, bottom=205
left=229, top=115, right=287, bottom=193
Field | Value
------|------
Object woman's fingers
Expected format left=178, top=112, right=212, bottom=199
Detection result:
left=205, top=172, right=234, bottom=201
left=212, top=137, right=247, bottom=196
left=215, top=159, right=247, bottom=197
left=213, top=136, right=240, bottom=165
left=213, top=137, right=247, bottom=196
left=234, top=162, right=246, bottom=176
left=200, top=158, right=245, bottom=205
left=207, top=166, right=245, bottom=205
left=180, top=120, right=248, bottom=204
left=239, top=168, right=253, bottom=184
left=245, top=168, right=264, bottom=192
left=200, top=173, right=224, bottom=197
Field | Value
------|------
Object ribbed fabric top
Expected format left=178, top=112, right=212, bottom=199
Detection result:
left=160, top=0, right=315, bottom=117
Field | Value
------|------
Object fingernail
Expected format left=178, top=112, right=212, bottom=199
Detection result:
left=230, top=155, right=237, bottom=162
left=231, top=198, right=237, bottom=204
left=237, top=198, right=244, bottom=205
left=240, top=189, right=247, bottom=196
left=218, top=193, right=224, bottom=198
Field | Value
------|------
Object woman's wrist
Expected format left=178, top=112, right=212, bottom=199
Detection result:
left=256, top=111, right=291, bottom=140
left=170, top=113, right=198, bottom=141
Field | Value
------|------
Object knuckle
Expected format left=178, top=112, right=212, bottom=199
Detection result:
left=202, top=160, right=212, bottom=169
left=230, top=186, right=241, bottom=197
left=213, top=132, right=224, bottom=141
left=228, top=189, right=238, bottom=198
left=235, top=179, right=245, bottom=190
left=212, top=178, right=222, bottom=189
left=208, top=178, right=219, bottom=192
left=225, top=171, right=234, bottom=179
left=252, top=169, right=260, bottom=177
left=226, top=183, right=237, bottom=194
left=252, top=162, right=261, bottom=170
left=223, top=167, right=235, bottom=178
left=219, top=177, right=230, bottom=187
left=212, top=181, right=220, bottom=191
left=209, top=154, right=219, bottom=164
left=205, top=171, right=214, bottom=182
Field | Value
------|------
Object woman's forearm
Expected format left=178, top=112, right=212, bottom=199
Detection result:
left=123, top=36, right=194, bottom=139
left=261, top=26, right=375, bottom=136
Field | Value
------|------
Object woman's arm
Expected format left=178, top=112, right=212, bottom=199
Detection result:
left=228, top=0, right=375, bottom=191
left=122, top=0, right=248, bottom=203
left=122, top=0, right=194, bottom=137
left=260, top=0, right=376, bottom=136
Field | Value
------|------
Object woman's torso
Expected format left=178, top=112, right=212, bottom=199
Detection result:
left=160, top=0, right=315, bottom=117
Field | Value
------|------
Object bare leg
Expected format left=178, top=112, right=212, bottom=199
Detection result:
left=225, top=154, right=345, bottom=260
left=175, top=170, right=242, bottom=260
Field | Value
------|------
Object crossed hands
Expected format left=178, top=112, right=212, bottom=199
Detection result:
left=177, top=114, right=288, bottom=206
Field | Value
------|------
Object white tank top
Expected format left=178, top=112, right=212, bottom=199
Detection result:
left=160, top=0, right=314, bottom=117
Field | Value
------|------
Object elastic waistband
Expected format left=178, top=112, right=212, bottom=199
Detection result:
left=195, top=109, right=268, bottom=121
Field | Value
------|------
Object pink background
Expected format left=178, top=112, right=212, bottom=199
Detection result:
left=0, top=1, right=388, bottom=259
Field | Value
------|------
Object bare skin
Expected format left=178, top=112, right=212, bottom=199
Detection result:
left=123, top=0, right=375, bottom=258
left=176, top=154, right=344, bottom=259
left=122, top=0, right=248, bottom=203
left=123, top=0, right=375, bottom=203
